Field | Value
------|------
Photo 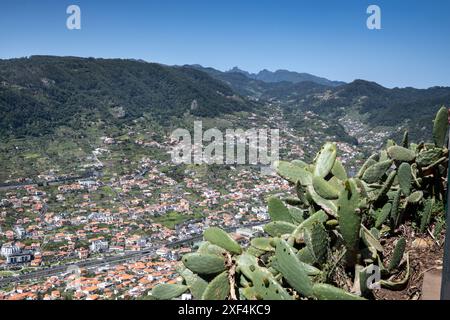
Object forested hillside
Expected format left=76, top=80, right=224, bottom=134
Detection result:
left=0, top=56, right=254, bottom=137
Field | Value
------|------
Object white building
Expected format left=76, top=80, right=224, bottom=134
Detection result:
left=1, top=243, right=20, bottom=257
left=89, top=240, right=109, bottom=253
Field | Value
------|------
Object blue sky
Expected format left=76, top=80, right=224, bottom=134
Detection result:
left=1, top=0, right=449, bottom=88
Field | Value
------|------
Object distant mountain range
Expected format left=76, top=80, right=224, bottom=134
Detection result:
left=188, top=64, right=343, bottom=97
left=226, top=66, right=345, bottom=87
left=1, top=56, right=450, bottom=143
left=188, top=64, right=450, bottom=139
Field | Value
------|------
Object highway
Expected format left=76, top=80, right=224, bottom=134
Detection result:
left=0, top=220, right=268, bottom=287
left=0, top=172, right=98, bottom=191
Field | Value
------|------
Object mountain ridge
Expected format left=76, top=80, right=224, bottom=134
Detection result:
left=224, top=66, right=345, bottom=87
left=0, top=56, right=255, bottom=137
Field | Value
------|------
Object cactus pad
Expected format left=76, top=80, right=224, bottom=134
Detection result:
left=263, top=221, right=297, bottom=237
left=397, top=162, right=412, bottom=196
left=337, top=179, right=361, bottom=262
left=152, top=283, right=188, bottom=300
left=312, top=283, right=365, bottom=300
left=388, top=238, right=406, bottom=272
left=274, top=160, right=312, bottom=185
left=362, top=160, right=393, bottom=183
left=274, top=239, right=314, bottom=297
left=201, top=271, right=230, bottom=300
left=204, top=227, right=242, bottom=254
left=312, top=176, right=340, bottom=200
left=267, top=196, right=293, bottom=223
left=387, top=146, right=416, bottom=162
left=182, top=253, right=226, bottom=275
left=314, top=142, right=337, bottom=178
left=432, top=106, right=448, bottom=147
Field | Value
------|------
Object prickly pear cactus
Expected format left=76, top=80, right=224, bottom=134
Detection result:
left=432, top=106, right=448, bottom=147
left=362, top=160, right=393, bottom=184
left=267, top=196, right=294, bottom=223
left=152, top=283, right=188, bottom=300
left=201, top=271, right=230, bottom=300
left=312, top=176, right=340, bottom=200
left=204, top=227, right=242, bottom=254
left=337, top=179, right=361, bottom=264
left=397, top=163, right=412, bottom=196
left=387, top=146, right=415, bottom=162
left=314, top=142, right=337, bottom=178
left=172, top=108, right=448, bottom=301
left=388, top=238, right=406, bottom=272
left=182, top=253, right=226, bottom=275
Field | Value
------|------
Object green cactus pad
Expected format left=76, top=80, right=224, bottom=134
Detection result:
left=416, top=148, right=443, bottom=167
left=263, top=221, right=297, bottom=237
left=337, top=179, right=361, bottom=262
left=356, top=155, right=378, bottom=179
left=432, top=106, right=448, bottom=147
left=251, top=237, right=275, bottom=251
left=176, top=264, right=209, bottom=299
left=312, top=283, right=365, bottom=300
left=204, top=227, right=242, bottom=254
left=237, top=253, right=293, bottom=300
left=379, top=150, right=389, bottom=162
left=374, top=170, right=396, bottom=203
left=283, top=197, right=303, bottom=206
left=152, top=283, right=188, bottom=300
left=292, top=210, right=328, bottom=242
left=296, top=247, right=316, bottom=265
left=247, top=246, right=266, bottom=257
left=274, top=160, right=312, bottom=185
left=387, top=146, right=415, bottom=162
left=198, top=242, right=228, bottom=257
left=357, top=264, right=375, bottom=297
left=182, top=253, right=226, bottom=275
left=390, top=190, right=401, bottom=225
left=420, top=198, right=433, bottom=233
left=295, top=181, right=310, bottom=206
left=312, top=176, right=340, bottom=200
left=375, top=203, right=392, bottom=228
left=362, top=160, right=393, bottom=184
left=307, top=185, right=338, bottom=216
left=304, top=222, right=329, bottom=265
left=274, top=239, right=314, bottom=297
left=267, top=196, right=293, bottom=223
left=380, top=253, right=410, bottom=291
left=201, top=271, right=230, bottom=300
left=388, top=238, right=406, bottom=272
left=370, top=227, right=381, bottom=239
left=240, top=286, right=258, bottom=300
left=360, top=225, right=384, bottom=252
left=291, top=159, right=309, bottom=168
left=386, top=139, right=396, bottom=148
left=314, top=142, right=337, bottom=178
left=397, top=163, right=412, bottom=196
left=288, top=206, right=306, bottom=224
left=331, top=159, right=348, bottom=180
left=402, top=130, right=409, bottom=148
left=407, top=191, right=423, bottom=204
left=328, top=176, right=345, bottom=192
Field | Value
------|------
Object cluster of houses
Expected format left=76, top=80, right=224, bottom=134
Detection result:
left=0, top=109, right=383, bottom=299
left=0, top=227, right=262, bottom=300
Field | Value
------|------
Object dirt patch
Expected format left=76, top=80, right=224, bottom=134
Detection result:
left=373, top=223, right=444, bottom=300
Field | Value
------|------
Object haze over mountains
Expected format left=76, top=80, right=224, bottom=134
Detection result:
left=226, top=67, right=345, bottom=87
left=1, top=56, right=450, bottom=143
left=188, top=63, right=450, bottom=141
